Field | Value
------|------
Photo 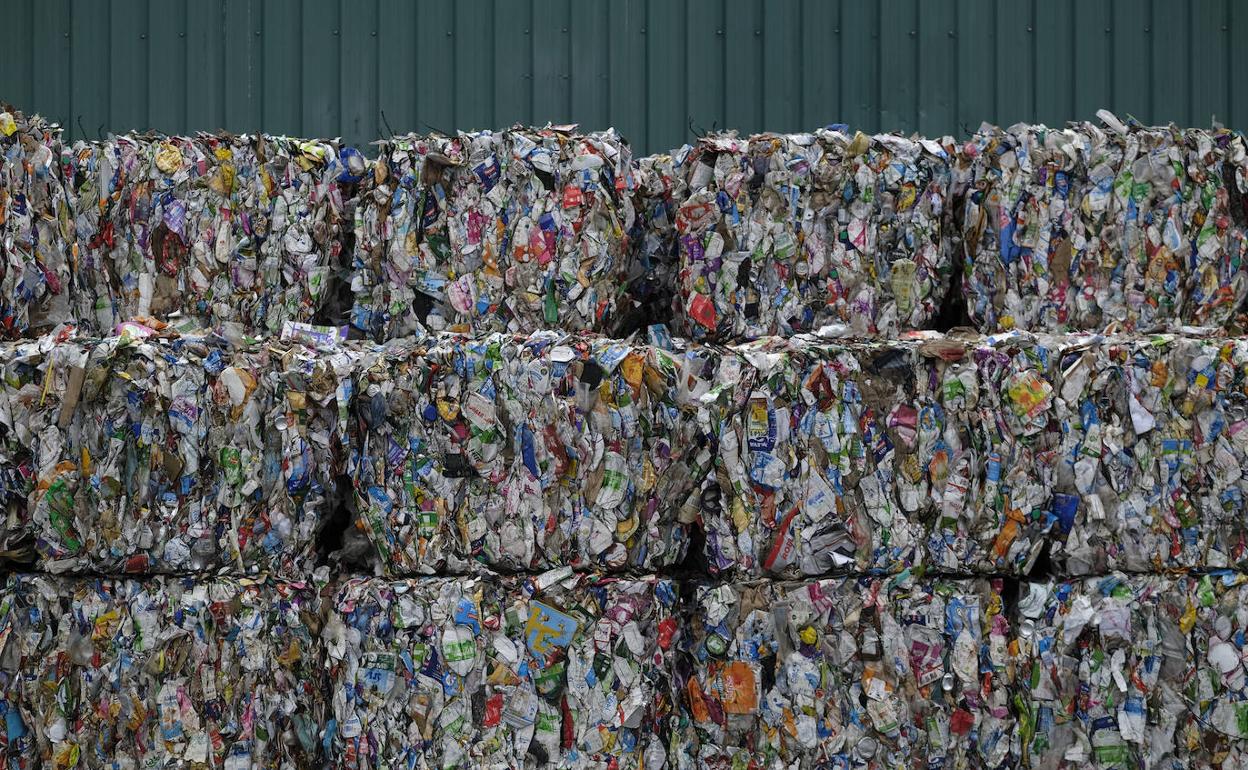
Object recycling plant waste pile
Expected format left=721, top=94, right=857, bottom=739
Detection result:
left=7, top=100, right=1248, bottom=767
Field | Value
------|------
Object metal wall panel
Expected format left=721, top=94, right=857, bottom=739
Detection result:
left=0, top=0, right=1239, bottom=154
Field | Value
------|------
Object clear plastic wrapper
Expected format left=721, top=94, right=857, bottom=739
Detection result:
left=671, top=576, right=1014, bottom=768
left=346, top=331, right=701, bottom=575
left=323, top=570, right=677, bottom=768
left=0, top=327, right=349, bottom=575
left=1015, top=574, right=1189, bottom=769
left=0, top=573, right=325, bottom=769
left=349, top=127, right=640, bottom=340
left=957, top=116, right=1248, bottom=334
left=674, top=129, right=954, bottom=341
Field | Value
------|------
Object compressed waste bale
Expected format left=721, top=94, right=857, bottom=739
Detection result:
left=957, top=115, right=1248, bottom=334
left=965, top=331, right=1248, bottom=576
left=323, top=570, right=677, bottom=768
left=928, top=329, right=1248, bottom=576
left=340, top=327, right=1248, bottom=580
left=0, top=107, right=73, bottom=338
left=671, top=576, right=1014, bottom=768
left=688, top=334, right=937, bottom=576
left=1184, top=571, right=1248, bottom=766
left=690, top=328, right=1248, bottom=578
left=346, top=331, right=705, bottom=575
left=690, top=330, right=1059, bottom=577
left=348, top=127, right=641, bottom=340
left=1044, top=333, right=1248, bottom=574
left=0, top=573, right=325, bottom=769
left=0, top=326, right=349, bottom=575
left=628, top=150, right=689, bottom=330
left=1015, top=574, right=1189, bottom=769
left=59, top=132, right=351, bottom=336
left=673, top=129, right=954, bottom=341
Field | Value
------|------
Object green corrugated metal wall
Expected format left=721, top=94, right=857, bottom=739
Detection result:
left=0, top=0, right=1242, bottom=154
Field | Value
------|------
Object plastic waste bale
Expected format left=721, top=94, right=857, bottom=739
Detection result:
left=485, top=570, right=678, bottom=768
left=0, top=107, right=73, bottom=338
left=929, top=330, right=1248, bottom=576
left=1183, top=571, right=1248, bottom=766
left=1025, top=333, right=1248, bottom=575
left=671, top=576, right=1014, bottom=768
left=1015, top=575, right=1189, bottom=769
left=684, top=328, right=1248, bottom=578
left=322, top=576, right=487, bottom=768
left=688, top=330, right=1050, bottom=578
left=690, top=335, right=932, bottom=576
left=674, top=129, right=953, bottom=341
left=347, top=332, right=699, bottom=575
left=957, top=116, right=1248, bottom=334
left=927, top=331, right=1063, bottom=575
left=323, top=571, right=677, bottom=769
left=888, top=578, right=1015, bottom=769
left=60, top=132, right=349, bottom=336
left=348, top=127, right=639, bottom=340
left=0, top=327, right=346, bottom=575
left=0, top=573, right=325, bottom=769
left=0, top=336, right=41, bottom=563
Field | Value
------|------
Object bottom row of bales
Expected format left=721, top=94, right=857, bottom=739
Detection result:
left=1, top=571, right=1247, bottom=768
